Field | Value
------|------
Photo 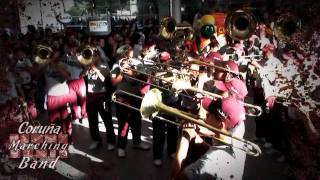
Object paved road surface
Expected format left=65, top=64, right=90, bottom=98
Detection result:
left=30, top=109, right=288, bottom=180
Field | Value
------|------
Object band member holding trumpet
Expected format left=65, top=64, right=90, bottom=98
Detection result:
left=111, top=44, right=150, bottom=158
left=75, top=42, right=116, bottom=151
left=173, top=95, right=247, bottom=180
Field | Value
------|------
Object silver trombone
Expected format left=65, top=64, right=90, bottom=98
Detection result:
left=172, top=79, right=263, bottom=117
left=122, top=68, right=263, bottom=117
left=119, top=57, right=262, bottom=117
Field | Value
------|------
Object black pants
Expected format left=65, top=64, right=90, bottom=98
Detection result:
left=253, top=87, right=270, bottom=138
left=267, top=103, right=288, bottom=153
left=152, top=114, right=178, bottom=159
left=116, top=96, right=142, bottom=149
left=87, top=93, right=116, bottom=144
left=253, top=87, right=289, bottom=153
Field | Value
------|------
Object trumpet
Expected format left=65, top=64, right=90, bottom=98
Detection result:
left=34, top=45, right=53, bottom=64
left=139, top=88, right=262, bottom=156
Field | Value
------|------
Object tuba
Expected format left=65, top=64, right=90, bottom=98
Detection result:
left=160, top=17, right=194, bottom=41
left=160, top=17, right=177, bottom=40
left=34, top=45, right=53, bottom=64
left=225, top=9, right=257, bottom=41
left=77, top=45, right=98, bottom=66
left=274, top=13, right=301, bottom=42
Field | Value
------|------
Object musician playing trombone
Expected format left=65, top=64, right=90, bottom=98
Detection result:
left=172, top=95, right=247, bottom=180
left=111, top=44, right=150, bottom=158
left=152, top=52, right=179, bottom=166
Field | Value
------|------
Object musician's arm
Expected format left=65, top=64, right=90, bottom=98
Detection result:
left=172, top=135, right=190, bottom=179
left=172, top=128, right=198, bottom=179
left=110, top=64, right=123, bottom=86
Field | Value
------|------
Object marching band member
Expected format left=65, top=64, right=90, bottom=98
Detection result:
left=259, top=43, right=285, bottom=103
left=42, top=46, right=76, bottom=143
left=173, top=96, right=247, bottom=180
left=82, top=47, right=116, bottom=151
left=63, top=42, right=87, bottom=122
left=111, top=45, right=150, bottom=158
left=152, top=51, right=179, bottom=166
left=256, top=43, right=289, bottom=152
left=199, top=60, right=246, bottom=119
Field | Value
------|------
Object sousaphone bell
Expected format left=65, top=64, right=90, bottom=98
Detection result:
left=274, top=13, right=301, bottom=42
left=77, top=45, right=98, bottom=66
left=34, top=45, right=53, bottom=64
left=225, top=9, right=257, bottom=40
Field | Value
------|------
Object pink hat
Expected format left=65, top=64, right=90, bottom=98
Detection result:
left=224, top=60, right=239, bottom=73
left=201, top=96, right=246, bottom=128
left=222, top=96, right=246, bottom=128
left=160, top=51, right=172, bottom=62
left=214, top=78, right=248, bottom=99
left=262, top=43, right=276, bottom=53
left=202, top=96, right=214, bottom=112
left=204, top=51, right=223, bottom=62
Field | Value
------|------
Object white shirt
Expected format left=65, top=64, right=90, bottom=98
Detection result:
left=45, top=64, right=69, bottom=96
left=259, top=56, right=284, bottom=98
left=260, top=36, right=271, bottom=49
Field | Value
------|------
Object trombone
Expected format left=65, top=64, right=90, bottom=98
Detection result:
left=112, top=88, right=261, bottom=156
left=112, top=90, right=195, bottom=126
left=185, top=57, right=240, bottom=76
left=120, top=61, right=262, bottom=117
left=141, top=89, right=261, bottom=156
left=172, top=79, right=263, bottom=117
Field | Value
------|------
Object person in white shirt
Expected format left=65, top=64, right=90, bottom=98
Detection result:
left=63, top=43, right=87, bottom=121
left=44, top=49, right=77, bottom=143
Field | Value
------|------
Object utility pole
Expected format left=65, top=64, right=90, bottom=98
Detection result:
left=171, top=0, right=181, bottom=23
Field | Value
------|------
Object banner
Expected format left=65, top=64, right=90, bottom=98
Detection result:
left=212, top=12, right=227, bottom=35
left=88, top=19, right=111, bottom=36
